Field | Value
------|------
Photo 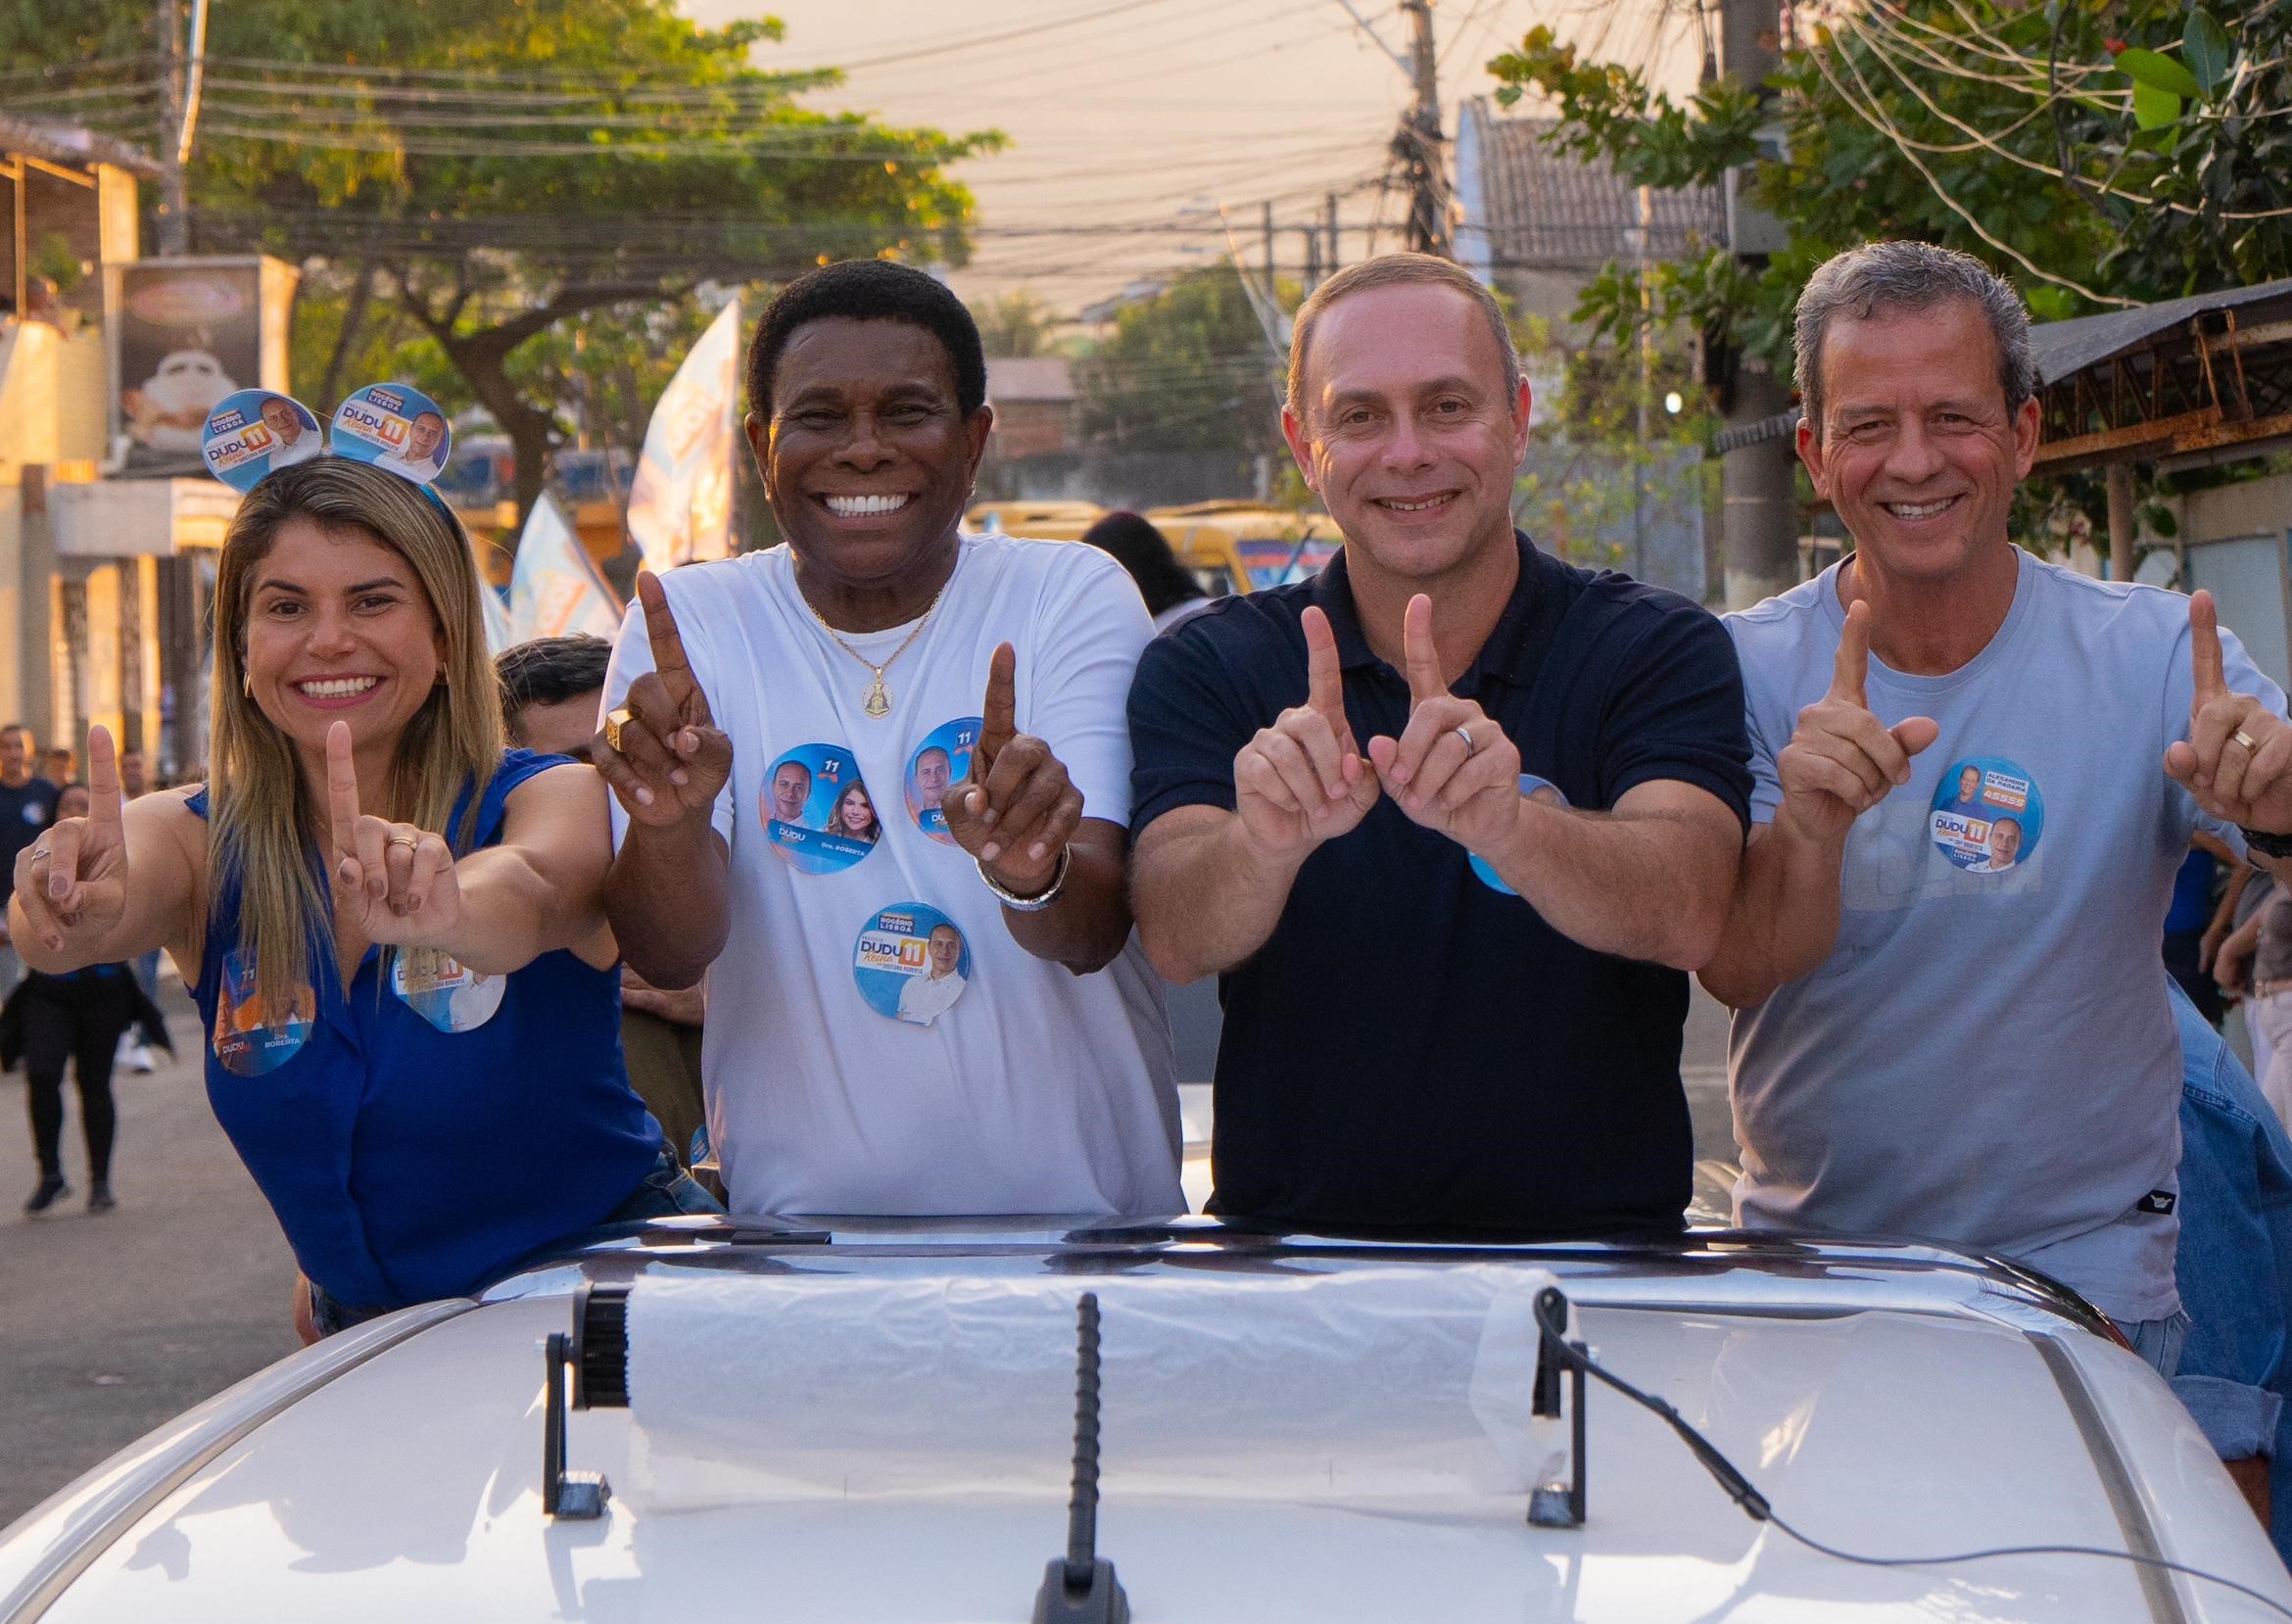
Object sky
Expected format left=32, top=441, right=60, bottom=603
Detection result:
left=680, top=0, right=1705, bottom=313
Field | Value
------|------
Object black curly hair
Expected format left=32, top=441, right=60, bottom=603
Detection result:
left=745, top=260, right=988, bottom=422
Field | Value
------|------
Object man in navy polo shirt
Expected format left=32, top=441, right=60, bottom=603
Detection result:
left=1127, top=253, right=1751, bottom=1236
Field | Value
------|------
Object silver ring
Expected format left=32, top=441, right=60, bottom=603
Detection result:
left=2235, top=728, right=2261, bottom=753
left=1455, top=725, right=1477, bottom=756
left=27, top=845, right=49, bottom=865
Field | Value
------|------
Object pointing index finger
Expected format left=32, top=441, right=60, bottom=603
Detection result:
left=1830, top=598, right=1872, bottom=708
left=325, top=721, right=362, bottom=860
left=636, top=570, right=703, bottom=716
left=1301, top=605, right=1354, bottom=747
left=84, top=725, right=123, bottom=840
left=2191, top=589, right=2228, bottom=705
left=1402, top=595, right=1446, bottom=705
left=974, top=643, right=1018, bottom=777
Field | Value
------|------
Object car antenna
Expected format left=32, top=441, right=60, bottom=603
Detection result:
left=1031, top=1292, right=1130, bottom=1624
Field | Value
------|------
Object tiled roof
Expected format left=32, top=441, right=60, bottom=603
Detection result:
left=1468, top=113, right=1722, bottom=271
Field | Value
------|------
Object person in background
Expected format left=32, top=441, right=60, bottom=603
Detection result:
left=1080, top=510, right=1213, bottom=635
left=0, top=726, right=59, bottom=996
left=2214, top=884, right=2292, bottom=1131
left=2167, top=834, right=2234, bottom=1025
left=6, top=783, right=169, bottom=1215
left=2169, top=979, right=2292, bottom=1555
left=42, top=745, right=73, bottom=788
left=112, top=746, right=164, bottom=1075
left=498, top=633, right=706, bottom=1169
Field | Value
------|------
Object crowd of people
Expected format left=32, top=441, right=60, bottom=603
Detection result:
left=9, top=240, right=2292, bottom=1541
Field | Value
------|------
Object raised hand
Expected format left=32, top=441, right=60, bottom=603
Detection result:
left=2166, top=590, right=2292, bottom=832
left=941, top=643, right=1082, bottom=896
left=1233, top=604, right=1378, bottom=860
left=1363, top=595, right=1523, bottom=852
left=1773, top=599, right=1938, bottom=844
left=13, top=725, right=129, bottom=955
left=594, top=570, right=733, bottom=829
left=326, top=721, right=459, bottom=945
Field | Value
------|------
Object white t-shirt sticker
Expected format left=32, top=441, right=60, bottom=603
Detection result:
left=764, top=742, right=883, bottom=873
left=391, top=948, right=506, bottom=1033
left=854, top=902, right=972, bottom=1026
left=1929, top=755, right=2044, bottom=874
left=1470, top=775, right=1566, bottom=895
left=907, top=718, right=980, bottom=844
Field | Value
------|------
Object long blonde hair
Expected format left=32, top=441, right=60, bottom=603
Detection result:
left=209, top=458, right=504, bottom=1010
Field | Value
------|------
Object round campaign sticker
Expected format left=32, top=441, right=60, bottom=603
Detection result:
left=853, top=902, right=972, bottom=1027
left=211, top=949, right=316, bottom=1077
left=763, top=743, right=883, bottom=874
left=390, top=948, right=506, bottom=1034
left=201, top=389, right=326, bottom=491
left=1470, top=775, right=1567, bottom=895
left=330, top=383, right=453, bottom=486
left=906, top=718, right=981, bottom=845
left=1930, top=756, right=2045, bottom=875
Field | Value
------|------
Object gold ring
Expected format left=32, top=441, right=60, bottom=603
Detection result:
left=386, top=833, right=420, bottom=851
left=2236, top=728, right=2261, bottom=752
left=604, top=706, right=633, bottom=754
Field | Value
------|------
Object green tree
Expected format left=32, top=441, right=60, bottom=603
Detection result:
left=7, top=1, right=996, bottom=520
left=1075, top=264, right=1289, bottom=459
left=974, top=291, right=1058, bottom=359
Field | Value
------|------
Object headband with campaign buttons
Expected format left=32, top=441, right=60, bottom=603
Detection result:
left=200, top=381, right=454, bottom=495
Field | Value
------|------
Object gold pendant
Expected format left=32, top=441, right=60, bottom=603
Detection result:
left=862, top=675, right=890, bottom=718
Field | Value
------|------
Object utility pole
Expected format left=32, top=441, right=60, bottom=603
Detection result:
left=1713, top=0, right=1794, bottom=609
left=1399, top=0, right=1451, bottom=258
left=156, top=0, right=189, bottom=256
left=1262, top=200, right=1276, bottom=302
left=1324, top=192, right=1341, bottom=277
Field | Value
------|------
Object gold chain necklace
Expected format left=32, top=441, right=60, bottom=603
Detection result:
left=798, top=577, right=949, bottom=718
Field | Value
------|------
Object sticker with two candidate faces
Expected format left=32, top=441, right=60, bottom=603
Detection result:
left=852, top=902, right=972, bottom=1026
left=1929, top=756, right=2044, bottom=875
left=762, top=743, right=884, bottom=874
left=211, top=949, right=316, bottom=1076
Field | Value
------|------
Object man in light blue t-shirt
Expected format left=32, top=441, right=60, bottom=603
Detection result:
left=1701, top=241, right=2292, bottom=1361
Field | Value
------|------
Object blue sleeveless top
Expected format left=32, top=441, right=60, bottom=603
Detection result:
left=189, top=749, right=660, bottom=1309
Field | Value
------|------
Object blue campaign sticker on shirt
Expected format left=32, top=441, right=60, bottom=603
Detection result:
left=906, top=717, right=980, bottom=845
left=1929, top=756, right=2045, bottom=874
left=1470, top=775, right=1566, bottom=895
left=329, top=383, right=452, bottom=486
left=763, top=743, right=883, bottom=874
left=389, top=948, right=506, bottom=1033
left=211, top=948, right=316, bottom=1077
left=853, top=902, right=973, bottom=1026
left=200, top=389, right=325, bottom=491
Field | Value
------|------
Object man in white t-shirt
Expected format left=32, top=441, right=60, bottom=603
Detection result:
left=594, top=261, right=1180, bottom=1219
left=260, top=396, right=323, bottom=468
left=1701, top=241, right=2292, bottom=1372
left=374, top=411, right=448, bottom=482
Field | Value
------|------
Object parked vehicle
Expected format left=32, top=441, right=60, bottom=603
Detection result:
left=3, top=1215, right=2285, bottom=1623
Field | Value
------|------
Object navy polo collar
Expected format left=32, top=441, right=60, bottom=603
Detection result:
left=1310, top=529, right=1546, bottom=690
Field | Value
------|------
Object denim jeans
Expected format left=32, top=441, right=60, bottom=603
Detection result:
left=307, top=1146, right=722, bottom=1337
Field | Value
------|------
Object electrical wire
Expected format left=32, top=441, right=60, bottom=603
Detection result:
left=1528, top=1293, right=2292, bottom=1621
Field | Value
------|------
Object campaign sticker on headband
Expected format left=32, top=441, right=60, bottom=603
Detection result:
left=906, top=717, right=980, bottom=844
left=853, top=902, right=971, bottom=1027
left=1470, top=775, right=1568, bottom=895
left=1930, top=755, right=2045, bottom=875
left=201, top=389, right=326, bottom=491
left=763, top=743, right=883, bottom=874
left=211, top=948, right=316, bottom=1076
left=330, top=383, right=453, bottom=486
left=391, top=948, right=505, bottom=1034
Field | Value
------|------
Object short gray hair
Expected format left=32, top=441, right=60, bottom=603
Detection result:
left=1287, top=253, right=1520, bottom=419
left=1793, top=241, right=2034, bottom=439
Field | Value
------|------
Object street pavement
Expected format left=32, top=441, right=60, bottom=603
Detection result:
left=0, top=975, right=1740, bottom=1532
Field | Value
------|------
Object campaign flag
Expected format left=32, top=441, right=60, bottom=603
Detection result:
left=510, top=492, right=623, bottom=643
left=480, top=580, right=514, bottom=658
left=626, top=299, right=740, bottom=572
